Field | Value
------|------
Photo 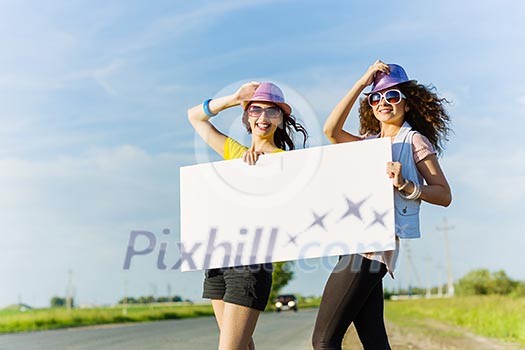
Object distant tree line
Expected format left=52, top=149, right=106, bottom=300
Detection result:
left=50, top=296, right=74, bottom=308
left=117, top=295, right=188, bottom=304
left=455, top=269, right=525, bottom=296
left=383, top=269, right=525, bottom=299
left=383, top=286, right=444, bottom=299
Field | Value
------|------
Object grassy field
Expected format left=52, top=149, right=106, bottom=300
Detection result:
left=0, top=303, right=214, bottom=334
left=3, top=295, right=523, bottom=346
left=385, top=295, right=525, bottom=346
left=0, top=297, right=322, bottom=334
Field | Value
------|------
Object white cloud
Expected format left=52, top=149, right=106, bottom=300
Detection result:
left=0, top=145, right=196, bottom=307
left=518, top=95, right=525, bottom=108
left=443, top=147, right=525, bottom=204
left=119, top=0, right=285, bottom=53
left=66, top=60, right=123, bottom=95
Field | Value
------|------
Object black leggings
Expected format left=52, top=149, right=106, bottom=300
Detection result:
left=312, top=254, right=391, bottom=350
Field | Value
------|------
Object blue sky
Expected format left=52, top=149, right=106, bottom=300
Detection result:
left=1, top=0, right=524, bottom=307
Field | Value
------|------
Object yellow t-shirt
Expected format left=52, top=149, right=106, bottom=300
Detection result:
left=223, top=137, right=284, bottom=160
left=222, top=137, right=282, bottom=272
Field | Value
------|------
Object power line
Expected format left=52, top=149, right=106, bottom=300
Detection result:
left=437, top=217, right=455, bottom=297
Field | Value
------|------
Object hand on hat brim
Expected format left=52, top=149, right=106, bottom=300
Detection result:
left=234, top=82, right=261, bottom=105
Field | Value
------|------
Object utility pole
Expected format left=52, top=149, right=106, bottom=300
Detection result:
left=151, top=283, right=157, bottom=300
left=404, top=241, right=422, bottom=297
left=404, top=242, right=412, bottom=297
left=66, top=269, right=73, bottom=311
left=436, top=264, right=444, bottom=297
left=123, top=280, right=128, bottom=316
left=424, top=258, right=431, bottom=298
left=437, top=217, right=455, bottom=297
left=167, top=283, right=172, bottom=301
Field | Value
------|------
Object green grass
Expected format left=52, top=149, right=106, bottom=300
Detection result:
left=8, top=294, right=521, bottom=344
left=0, top=297, right=323, bottom=334
left=0, top=303, right=214, bottom=334
left=385, top=295, right=525, bottom=345
left=297, top=297, right=322, bottom=309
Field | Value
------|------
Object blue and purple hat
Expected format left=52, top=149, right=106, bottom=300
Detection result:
left=366, top=64, right=417, bottom=94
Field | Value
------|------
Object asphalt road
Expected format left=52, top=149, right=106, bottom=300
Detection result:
left=0, top=308, right=317, bottom=350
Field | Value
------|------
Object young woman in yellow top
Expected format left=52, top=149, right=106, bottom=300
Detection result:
left=187, top=81, right=308, bottom=349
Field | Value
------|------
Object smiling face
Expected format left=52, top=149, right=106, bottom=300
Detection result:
left=370, top=87, right=408, bottom=126
left=245, top=102, right=283, bottom=138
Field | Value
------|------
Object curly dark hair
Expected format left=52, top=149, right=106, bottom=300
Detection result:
left=358, top=81, right=451, bottom=155
left=242, top=102, right=309, bottom=150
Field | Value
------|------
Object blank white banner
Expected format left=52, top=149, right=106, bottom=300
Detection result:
left=179, top=138, right=395, bottom=271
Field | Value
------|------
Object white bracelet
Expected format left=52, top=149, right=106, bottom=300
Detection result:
left=398, top=179, right=410, bottom=192
left=399, top=181, right=421, bottom=200
left=412, top=183, right=422, bottom=200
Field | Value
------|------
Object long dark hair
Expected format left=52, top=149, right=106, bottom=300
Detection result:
left=242, top=102, right=309, bottom=150
left=358, top=81, right=451, bottom=155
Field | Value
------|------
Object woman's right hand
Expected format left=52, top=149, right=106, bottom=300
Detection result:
left=324, top=62, right=391, bottom=144
left=242, top=143, right=264, bottom=166
left=358, top=60, right=391, bottom=87
left=233, top=81, right=260, bottom=104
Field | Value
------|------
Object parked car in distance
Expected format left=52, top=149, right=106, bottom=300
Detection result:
left=274, top=294, right=298, bottom=312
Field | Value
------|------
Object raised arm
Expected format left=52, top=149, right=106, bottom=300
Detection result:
left=324, top=61, right=390, bottom=144
left=187, top=82, right=260, bottom=157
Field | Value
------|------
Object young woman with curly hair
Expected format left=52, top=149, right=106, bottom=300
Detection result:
left=312, top=61, right=452, bottom=350
left=188, top=81, right=307, bottom=350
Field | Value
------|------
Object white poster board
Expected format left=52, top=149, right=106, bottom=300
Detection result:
left=179, top=138, right=395, bottom=271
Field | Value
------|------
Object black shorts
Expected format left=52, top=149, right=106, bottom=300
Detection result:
left=202, top=264, right=273, bottom=311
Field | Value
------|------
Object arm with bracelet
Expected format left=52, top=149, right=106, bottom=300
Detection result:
left=187, top=82, right=260, bottom=158
left=390, top=135, right=451, bottom=206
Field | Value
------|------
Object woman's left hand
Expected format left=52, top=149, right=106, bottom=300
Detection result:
left=386, top=161, right=404, bottom=188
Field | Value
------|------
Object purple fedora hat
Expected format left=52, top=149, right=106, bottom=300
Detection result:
left=242, top=82, right=292, bottom=115
left=366, top=64, right=417, bottom=94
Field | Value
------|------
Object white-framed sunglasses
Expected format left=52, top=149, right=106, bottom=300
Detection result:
left=367, top=89, right=406, bottom=107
